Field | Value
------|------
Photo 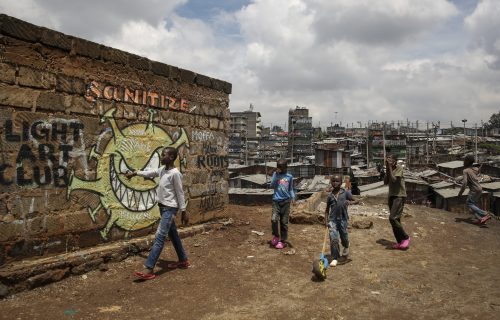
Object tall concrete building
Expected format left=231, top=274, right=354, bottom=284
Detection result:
left=230, top=107, right=262, bottom=139
left=229, top=106, right=263, bottom=163
left=288, top=106, right=313, bottom=162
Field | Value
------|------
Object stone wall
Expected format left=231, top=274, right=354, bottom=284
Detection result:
left=0, top=14, right=231, bottom=266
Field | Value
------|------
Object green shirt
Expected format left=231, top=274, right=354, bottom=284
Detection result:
left=388, top=164, right=406, bottom=197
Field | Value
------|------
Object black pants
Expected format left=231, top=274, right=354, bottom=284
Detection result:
left=271, top=200, right=290, bottom=241
left=389, top=196, right=409, bottom=243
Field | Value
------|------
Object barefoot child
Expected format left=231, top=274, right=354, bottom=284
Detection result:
left=125, top=147, right=190, bottom=280
left=384, top=153, right=410, bottom=250
left=324, top=175, right=358, bottom=267
left=458, top=155, right=491, bottom=225
left=269, top=159, right=295, bottom=249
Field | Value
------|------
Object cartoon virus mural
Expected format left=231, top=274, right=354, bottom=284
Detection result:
left=67, top=107, right=189, bottom=239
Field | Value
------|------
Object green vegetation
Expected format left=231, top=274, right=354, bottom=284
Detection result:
left=479, top=143, right=500, bottom=153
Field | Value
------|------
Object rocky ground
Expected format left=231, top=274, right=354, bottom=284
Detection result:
left=1, top=200, right=500, bottom=320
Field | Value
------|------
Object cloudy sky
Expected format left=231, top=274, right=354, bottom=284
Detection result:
left=1, top=0, right=499, bottom=129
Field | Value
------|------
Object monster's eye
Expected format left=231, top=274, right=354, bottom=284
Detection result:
left=119, top=158, right=133, bottom=174
left=144, top=152, right=160, bottom=171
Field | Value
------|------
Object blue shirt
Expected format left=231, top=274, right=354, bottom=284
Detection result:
left=326, top=188, right=353, bottom=221
left=270, top=172, right=295, bottom=202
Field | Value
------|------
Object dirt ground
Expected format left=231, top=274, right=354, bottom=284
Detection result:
left=1, top=201, right=500, bottom=320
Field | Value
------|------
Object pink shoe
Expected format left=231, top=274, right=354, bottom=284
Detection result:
left=480, top=215, right=491, bottom=225
left=399, top=237, right=410, bottom=250
left=271, top=236, right=279, bottom=246
left=275, top=241, right=284, bottom=249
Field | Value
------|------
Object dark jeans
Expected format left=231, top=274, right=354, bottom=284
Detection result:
left=389, top=196, right=409, bottom=243
left=145, top=206, right=187, bottom=269
left=328, top=219, right=349, bottom=260
left=271, top=200, right=290, bottom=241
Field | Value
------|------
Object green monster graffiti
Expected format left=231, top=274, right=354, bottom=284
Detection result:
left=67, top=107, right=189, bottom=239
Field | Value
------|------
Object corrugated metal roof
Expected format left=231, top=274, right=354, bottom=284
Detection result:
left=437, top=160, right=464, bottom=169
left=434, top=188, right=487, bottom=198
left=228, top=162, right=278, bottom=170
left=405, top=178, right=429, bottom=186
left=481, top=182, right=500, bottom=191
left=434, top=188, right=469, bottom=199
left=228, top=164, right=248, bottom=169
left=359, top=181, right=385, bottom=192
left=230, top=174, right=269, bottom=185
left=416, top=170, right=439, bottom=177
left=431, top=181, right=455, bottom=189
left=228, top=188, right=273, bottom=195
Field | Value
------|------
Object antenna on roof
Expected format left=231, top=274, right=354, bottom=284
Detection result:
left=249, top=103, right=254, bottom=112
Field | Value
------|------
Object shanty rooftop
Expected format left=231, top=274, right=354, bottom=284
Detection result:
left=437, top=160, right=465, bottom=169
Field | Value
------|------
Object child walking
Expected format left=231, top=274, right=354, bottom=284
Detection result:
left=325, top=175, right=357, bottom=267
left=384, top=153, right=410, bottom=250
left=458, top=155, right=491, bottom=225
left=269, top=159, right=295, bottom=249
left=126, top=147, right=189, bottom=280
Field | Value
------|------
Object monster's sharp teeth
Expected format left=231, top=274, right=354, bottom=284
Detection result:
left=145, top=191, right=152, bottom=208
left=127, top=190, right=133, bottom=208
left=132, top=190, right=137, bottom=210
left=119, top=185, right=126, bottom=202
left=149, top=190, right=156, bottom=206
left=134, top=190, right=141, bottom=211
left=112, top=176, right=118, bottom=191
left=137, top=191, right=144, bottom=211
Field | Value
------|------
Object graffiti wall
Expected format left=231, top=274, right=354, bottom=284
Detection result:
left=0, top=14, right=231, bottom=265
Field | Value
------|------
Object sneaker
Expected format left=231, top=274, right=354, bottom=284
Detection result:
left=167, top=260, right=190, bottom=269
left=271, top=236, right=279, bottom=246
left=399, top=237, right=410, bottom=249
left=342, top=247, right=349, bottom=256
left=275, top=241, right=284, bottom=249
left=480, top=215, right=491, bottom=225
left=330, top=259, right=338, bottom=267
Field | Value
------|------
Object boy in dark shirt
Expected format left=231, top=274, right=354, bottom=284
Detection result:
left=384, top=154, right=410, bottom=250
left=458, top=155, right=491, bottom=224
left=324, top=175, right=358, bottom=266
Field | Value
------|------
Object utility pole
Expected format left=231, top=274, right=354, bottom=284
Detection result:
left=366, top=124, right=370, bottom=168
left=462, top=119, right=467, bottom=152
left=290, top=118, right=294, bottom=164
left=450, top=121, right=453, bottom=148
left=382, top=122, right=386, bottom=163
left=432, top=122, right=437, bottom=155
left=245, top=131, right=248, bottom=165
left=474, top=123, right=478, bottom=162
left=426, top=122, right=429, bottom=164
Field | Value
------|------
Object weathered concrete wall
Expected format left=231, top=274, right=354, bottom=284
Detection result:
left=0, top=14, right=231, bottom=266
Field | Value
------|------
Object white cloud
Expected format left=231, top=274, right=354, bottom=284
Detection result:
left=0, top=0, right=498, bottom=127
left=1, top=0, right=187, bottom=40
left=311, top=0, right=459, bottom=46
left=465, top=0, right=500, bottom=69
left=0, top=0, right=59, bottom=29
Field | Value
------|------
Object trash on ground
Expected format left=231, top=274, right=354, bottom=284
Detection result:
left=251, top=230, right=265, bottom=236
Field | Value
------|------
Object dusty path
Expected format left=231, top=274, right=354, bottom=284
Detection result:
left=1, top=203, right=500, bottom=320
